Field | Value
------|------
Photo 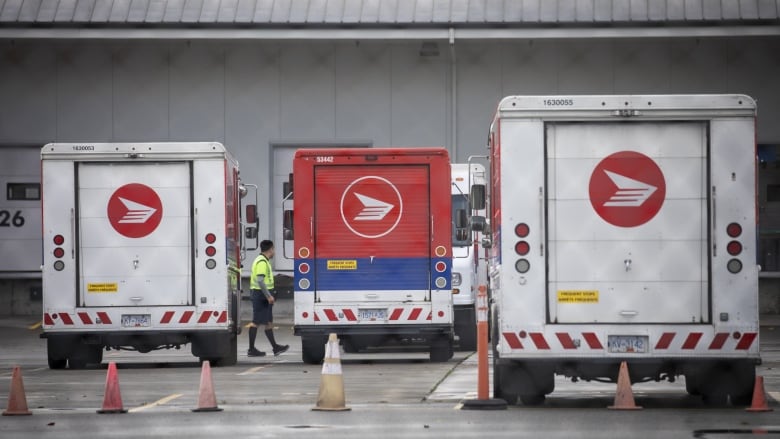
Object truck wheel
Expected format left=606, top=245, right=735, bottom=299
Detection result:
left=519, top=393, right=546, bottom=406
left=457, top=322, right=477, bottom=351
left=217, top=336, right=238, bottom=367
left=48, top=357, right=67, bottom=370
left=729, top=361, right=756, bottom=406
left=684, top=374, right=701, bottom=396
left=701, top=368, right=729, bottom=407
left=302, top=336, right=326, bottom=365
left=429, top=337, right=453, bottom=362
left=68, top=345, right=103, bottom=370
left=493, top=361, right=518, bottom=405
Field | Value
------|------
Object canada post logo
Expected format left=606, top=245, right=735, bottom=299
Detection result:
left=107, top=183, right=163, bottom=238
left=588, top=151, right=666, bottom=228
left=340, top=176, right=403, bottom=238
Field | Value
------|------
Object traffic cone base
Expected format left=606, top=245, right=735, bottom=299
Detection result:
left=97, top=362, right=127, bottom=414
left=3, top=366, right=32, bottom=416
left=746, top=375, right=773, bottom=412
left=312, top=333, right=350, bottom=411
left=608, top=361, right=642, bottom=410
left=192, top=361, right=223, bottom=412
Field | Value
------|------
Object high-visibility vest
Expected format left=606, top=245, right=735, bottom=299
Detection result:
left=250, top=254, right=274, bottom=290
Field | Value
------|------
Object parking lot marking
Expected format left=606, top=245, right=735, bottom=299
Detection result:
left=238, top=366, right=268, bottom=376
left=768, top=391, right=780, bottom=402
left=128, top=393, right=183, bottom=413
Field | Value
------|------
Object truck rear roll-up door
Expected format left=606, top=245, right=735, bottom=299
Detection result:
left=77, top=162, right=192, bottom=307
left=313, top=165, right=431, bottom=303
left=547, top=122, right=709, bottom=324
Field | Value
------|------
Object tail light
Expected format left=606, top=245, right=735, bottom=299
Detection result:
left=726, top=222, right=743, bottom=274
left=205, top=233, right=217, bottom=269
left=52, top=234, right=65, bottom=271
left=515, top=223, right=530, bottom=273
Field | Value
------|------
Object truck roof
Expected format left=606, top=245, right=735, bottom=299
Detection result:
left=41, top=142, right=231, bottom=160
left=294, top=147, right=449, bottom=159
left=496, top=94, right=756, bottom=119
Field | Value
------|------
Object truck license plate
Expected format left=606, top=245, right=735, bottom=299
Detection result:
left=121, top=314, right=151, bottom=328
left=607, top=335, right=648, bottom=353
left=358, top=309, right=387, bottom=321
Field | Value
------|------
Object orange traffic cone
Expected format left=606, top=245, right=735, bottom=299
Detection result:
left=608, top=361, right=642, bottom=410
left=192, top=360, right=222, bottom=412
left=746, top=375, right=773, bottom=412
left=97, top=362, right=127, bottom=414
left=2, top=366, right=32, bottom=416
left=312, top=333, right=350, bottom=411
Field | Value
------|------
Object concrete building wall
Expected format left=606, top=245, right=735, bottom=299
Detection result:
left=1, top=36, right=779, bottom=315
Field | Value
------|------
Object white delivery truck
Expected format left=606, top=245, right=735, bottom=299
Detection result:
left=41, top=142, right=258, bottom=369
left=484, top=95, right=759, bottom=406
left=451, top=162, right=488, bottom=351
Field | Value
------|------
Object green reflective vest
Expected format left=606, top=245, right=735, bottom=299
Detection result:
left=250, top=254, right=274, bottom=290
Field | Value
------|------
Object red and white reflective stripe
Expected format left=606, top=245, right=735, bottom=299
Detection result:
left=44, top=312, right=112, bottom=326
left=502, top=331, right=759, bottom=351
left=44, top=310, right=227, bottom=326
left=313, top=307, right=431, bottom=322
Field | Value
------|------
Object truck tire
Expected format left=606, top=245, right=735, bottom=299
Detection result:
left=68, top=344, right=103, bottom=370
left=216, top=336, right=238, bottom=367
left=429, top=337, right=453, bottom=362
left=729, top=361, right=756, bottom=406
left=47, top=339, right=68, bottom=370
left=48, top=357, right=67, bottom=370
left=493, top=361, right=518, bottom=405
left=456, top=321, right=477, bottom=352
left=302, top=336, right=326, bottom=365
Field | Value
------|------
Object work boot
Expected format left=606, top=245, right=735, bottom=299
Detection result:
left=273, top=344, right=290, bottom=356
left=247, top=348, right=266, bottom=357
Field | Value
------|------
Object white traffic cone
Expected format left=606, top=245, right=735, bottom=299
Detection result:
left=312, top=333, right=350, bottom=411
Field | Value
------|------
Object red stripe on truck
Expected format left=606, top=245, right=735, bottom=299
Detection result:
left=682, top=333, right=703, bottom=350
left=503, top=332, right=523, bottom=349
left=78, top=312, right=93, bottom=325
left=97, top=312, right=112, bottom=324
left=582, top=332, right=603, bottom=349
left=655, top=333, right=675, bottom=349
left=736, top=332, right=758, bottom=350
left=160, top=311, right=175, bottom=324
left=708, top=333, right=729, bottom=350
left=556, top=333, right=576, bottom=349
left=530, top=333, right=550, bottom=350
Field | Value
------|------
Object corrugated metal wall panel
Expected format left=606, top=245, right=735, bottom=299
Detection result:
left=684, top=0, right=703, bottom=20
left=127, top=0, right=149, bottom=22
left=306, top=0, right=326, bottom=22
left=109, top=0, right=132, bottom=22
left=630, top=0, right=648, bottom=21
left=540, top=0, right=558, bottom=22
left=217, top=0, right=239, bottom=22
left=343, top=0, right=362, bottom=23
left=759, top=0, right=779, bottom=18
left=504, top=0, right=522, bottom=21
left=199, top=0, right=221, bottom=22
left=2, top=0, right=779, bottom=26
left=484, top=0, right=504, bottom=22
left=740, top=0, right=760, bottom=19
left=181, top=0, right=203, bottom=23
left=325, top=0, right=345, bottom=23
left=611, top=0, right=630, bottom=21
left=0, top=0, right=23, bottom=21
left=415, top=0, right=434, bottom=22
left=270, top=0, right=292, bottom=23
left=360, top=0, right=380, bottom=22
left=55, top=0, right=78, bottom=22
left=522, top=0, right=540, bottom=22
left=162, top=0, right=185, bottom=22
left=575, top=0, right=594, bottom=21
left=593, top=0, right=611, bottom=21
left=449, top=0, right=467, bottom=22
left=667, top=0, right=685, bottom=20
left=648, top=0, right=666, bottom=20
left=72, top=0, right=95, bottom=22
left=253, top=0, right=273, bottom=22
left=558, top=0, right=576, bottom=22
left=396, top=0, right=415, bottom=22
left=702, top=0, right=722, bottom=20
left=36, top=0, right=57, bottom=21
left=234, top=0, right=256, bottom=22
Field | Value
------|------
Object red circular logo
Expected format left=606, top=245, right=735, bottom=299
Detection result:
left=588, top=151, right=666, bottom=228
left=340, top=176, right=402, bottom=239
left=107, top=183, right=164, bottom=238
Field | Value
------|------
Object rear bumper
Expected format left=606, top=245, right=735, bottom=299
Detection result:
left=294, top=324, right=453, bottom=337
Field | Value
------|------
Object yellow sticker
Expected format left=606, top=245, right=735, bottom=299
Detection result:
left=557, top=290, right=599, bottom=303
left=87, top=283, right=118, bottom=293
left=327, top=260, right=357, bottom=270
